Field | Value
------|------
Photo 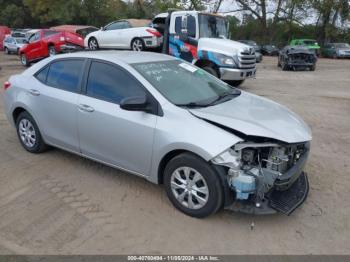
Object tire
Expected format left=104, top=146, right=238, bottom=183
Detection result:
left=164, top=153, right=223, bottom=218
left=4, top=47, right=9, bottom=54
left=227, top=80, right=244, bottom=87
left=48, top=45, right=56, bottom=56
left=202, top=65, right=218, bottom=78
left=88, top=37, right=99, bottom=50
left=281, top=61, right=289, bottom=71
left=20, top=53, right=30, bottom=67
left=131, top=38, right=145, bottom=51
left=309, top=64, right=316, bottom=71
left=16, top=48, right=20, bottom=55
left=16, top=111, right=48, bottom=153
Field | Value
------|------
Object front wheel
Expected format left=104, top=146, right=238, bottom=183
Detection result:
left=227, top=80, right=244, bottom=87
left=16, top=111, right=48, bottom=153
left=131, top=38, right=145, bottom=51
left=4, top=47, right=9, bottom=54
left=309, top=64, right=316, bottom=71
left=202, top=66, right=218, bottom=78
left=164, top=153, right=223, bottom=218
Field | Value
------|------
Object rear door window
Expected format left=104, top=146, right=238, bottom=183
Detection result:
left=86, top=61, right=146, bottom=104
left=46, top=59, right=84, bottom=93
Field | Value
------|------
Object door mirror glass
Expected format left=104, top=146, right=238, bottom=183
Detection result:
left=120, top=95, right=150, bottom=112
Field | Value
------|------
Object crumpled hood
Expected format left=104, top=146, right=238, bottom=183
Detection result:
left=198, top=38, right=252, bottom=56
left=189, top=91, right=312, bottom=144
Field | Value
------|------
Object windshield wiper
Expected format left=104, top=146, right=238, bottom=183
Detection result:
left=175, top=102, right=210, bottom=108
left=206, top=89, right=241, bottom=106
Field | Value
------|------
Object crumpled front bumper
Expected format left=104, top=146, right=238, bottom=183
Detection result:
left=225, top=145, right=310, bottom=215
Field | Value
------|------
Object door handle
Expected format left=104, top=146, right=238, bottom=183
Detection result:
left=78, top=104, right=95, bottom=113
left=28, top=89, right=40, bottom=96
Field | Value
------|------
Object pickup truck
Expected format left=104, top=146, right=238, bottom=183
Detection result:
left=19, top=29, right=84, bottom=66
left=152, top=11, right=256, bottom=86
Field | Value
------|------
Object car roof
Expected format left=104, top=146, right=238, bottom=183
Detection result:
left=23, top=51, right=178, bottom=78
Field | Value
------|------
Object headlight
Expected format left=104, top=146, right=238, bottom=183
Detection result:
left=212, top=148, right=241, bottom=169
left=215, top=53, right=237, bottom=67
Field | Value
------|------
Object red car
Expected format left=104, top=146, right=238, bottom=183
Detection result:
left=19, top=29, right=84, bottom=66
left=0, top=25, right=11, bottom=50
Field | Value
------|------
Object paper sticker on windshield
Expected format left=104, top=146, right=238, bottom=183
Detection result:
left=179, top=63, right=197, bottom=73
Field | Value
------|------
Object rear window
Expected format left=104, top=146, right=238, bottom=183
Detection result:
left=35, top=66, right=49, bottom=84
left=44, top=30, right=59, bottom=37
left=46, top=59, right=84, bottom=93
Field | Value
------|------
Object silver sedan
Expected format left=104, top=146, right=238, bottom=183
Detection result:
left=3, top=51, right=312, bottom=217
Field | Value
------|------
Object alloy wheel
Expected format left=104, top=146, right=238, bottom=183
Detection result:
left=89, top=39, right=98, bottom=50
left=19, top=119, right=36, bottom=148
left=170, top=167, right=209, bottom=210
left=132, top=39, right=143, bottom=51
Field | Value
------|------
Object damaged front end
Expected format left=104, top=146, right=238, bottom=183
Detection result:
left=212, top=140, right=310, bottom=215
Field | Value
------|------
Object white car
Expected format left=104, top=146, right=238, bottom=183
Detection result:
left=84, top=19, right=162, bottom=51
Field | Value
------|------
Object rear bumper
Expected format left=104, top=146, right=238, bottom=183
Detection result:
left=219, top=67, right=256, bottom=81
left=142, top=36, right=163, bottom=48
left=59, top=43, right=84, bottom=52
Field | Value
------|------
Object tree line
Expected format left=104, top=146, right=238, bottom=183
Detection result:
left=0, top=0, right=349, bottom=45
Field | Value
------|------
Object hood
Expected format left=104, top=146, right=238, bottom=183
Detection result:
left=189, top=91, right=312, bottom=144
left=198, top=38, right=252, bottom=56
left=336, top=48, right=350, bottom=52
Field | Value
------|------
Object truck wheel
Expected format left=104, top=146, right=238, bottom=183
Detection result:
left=227, top=80, right=244, bottom=87
left=88, top=37, right=99, bottom=50
left=131, top=38, right=145, bottom=51
left=4, top=47, right=9, bottom=54
left=309, top=64, right=316, bottom=71
left=164, top=153, right=223, bottom=218
left=48, top=46, right=56, bottom=56
left=202, top=66, right=218, bottom=78
left=20, top=54, right=30, bottom=67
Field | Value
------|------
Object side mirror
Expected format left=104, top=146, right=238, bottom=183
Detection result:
left=120, top=95, right=150, bottom=112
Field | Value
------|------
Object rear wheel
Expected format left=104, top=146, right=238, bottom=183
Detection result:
left=20, top=53, right=29, bottom=67
left=16, top=111, right=48, bottom=153
left=88, top=37, right=99, bottom=50
left=309, top=64, right=316, bottom=71
left=48, top=45, right=56, bottom=56
left=131, top=38, right=145, bottom=51
left=164, top=153, right=223, bottom=218
left=4, top=47, right=9, bottom=54
left=281, top=61, right=289, bottom=71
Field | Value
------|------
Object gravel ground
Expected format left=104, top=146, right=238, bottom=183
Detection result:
left=0, top=52, right=349, bottom=255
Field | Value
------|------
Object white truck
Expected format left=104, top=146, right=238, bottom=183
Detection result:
left=152, top=10, right=257, bottom=86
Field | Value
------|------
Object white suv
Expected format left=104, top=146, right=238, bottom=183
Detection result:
left=84, top=19, right=162, bottom=51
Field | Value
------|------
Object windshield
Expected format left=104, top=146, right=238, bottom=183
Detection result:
left=15, top=38, right=26, bottom=44
left=334, top=43, right=350, bottom=48
left=199, top=14, right=228, bottom=39
left=132, top=60, right=240, bottom=106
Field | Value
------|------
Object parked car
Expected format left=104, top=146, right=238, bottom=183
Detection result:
left=50, top=25, right=99, bottom=38
left=3, top=35, right=26, bottom=54
left=278, top=45, right=317, bottom=71
left=261, top=44, right=279, bottom=56
left=321, top=43, right=350, bottom=58
left=238, top=40, right=263, bottom=63
left=19, top=29, right=84, bottom=66
left=85, top=19, right=162, bottom=51
left=0, top=25, right=11, bottom=50
left=3, top=51, right=311, bottom=217
left=290, top=39, right=321, bottom=56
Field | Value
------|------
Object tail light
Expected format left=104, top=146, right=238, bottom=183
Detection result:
left=3, top=81, right=11, bottom=90
left=146, top=29, right=161, bottom=38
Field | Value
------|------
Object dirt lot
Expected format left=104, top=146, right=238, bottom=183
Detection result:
left=0, top=52, right=349, bottom=255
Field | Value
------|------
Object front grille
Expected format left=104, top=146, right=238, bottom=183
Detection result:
left=238, top=50, right=256, bottom=69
